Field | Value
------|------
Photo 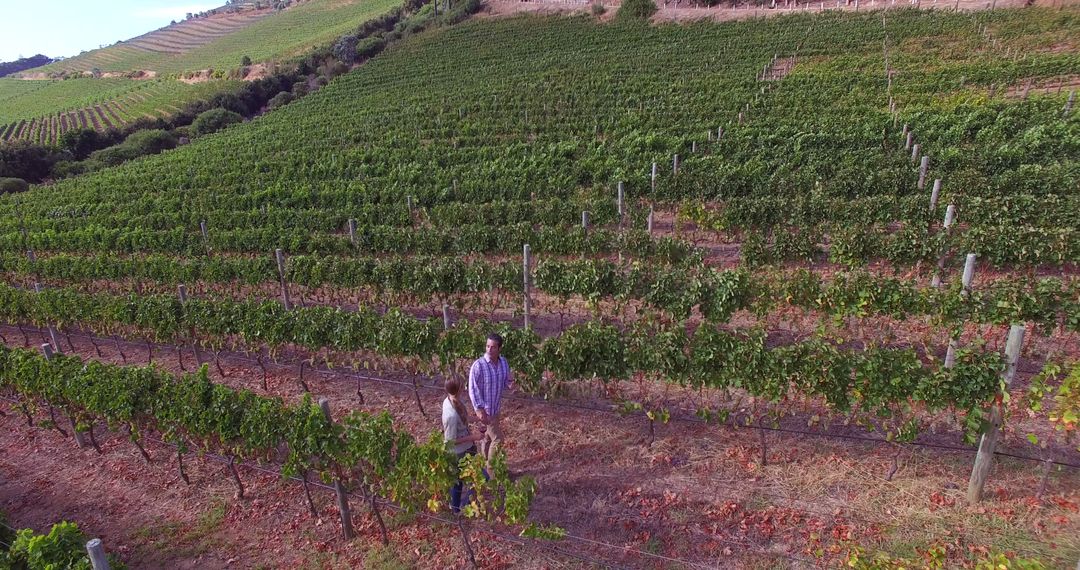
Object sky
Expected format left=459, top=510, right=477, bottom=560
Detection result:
left=0, top=0, right=221, bottom=62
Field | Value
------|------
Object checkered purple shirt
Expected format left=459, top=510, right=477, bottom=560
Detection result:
left=468, top=354, right=511, bottom=417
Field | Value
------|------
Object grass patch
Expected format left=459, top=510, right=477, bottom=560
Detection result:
left=364, top=544, right=411, bottom=570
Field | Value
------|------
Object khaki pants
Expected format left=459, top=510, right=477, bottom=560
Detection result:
left=479, top=415, right=503, bottom=462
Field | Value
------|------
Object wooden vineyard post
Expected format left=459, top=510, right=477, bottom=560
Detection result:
left=672, top=154, right=680, bottom=175
left=904, top=130, right=913, bottom=151
left=199, top=220, right=209, bottom=254
left=647, top=206, right=655, bottom=234
left=617, top=181, right=625, bottom=226
left=966, top=325, right=1025, bottom=505
left=347, top=218, right=357, bottom=246
left=33, top=283, right=64, bottom=354
left=26, top=247, right=35, bottom=264
left=406, top=195, right=413, bottom=214
left=1065, top=90, right=1076, bottom=116
left=917, top=156, right=929, bottom=190
left=691, top=141, right=697, bottom=154
left=717, top=126, right=724, bottom=141
left=931, top=204, right=956, bottom=288
left=86, top=538, right=110, bottom=570
left=318, top=398, right=356, bottom=540
left=944, top=253, right=976, bottom=368
left=42, top=343, right=88, bottom=448
left=443, top=304, right=452, bottom=331
left=929, top=179, right=942, bottom=213
left=910, top=143, right=921, bottom=162
left=523, top=244, right=532, bottom=330
left=581, top=211, right=589, bottom=236
left=650, top=162, right=658, bottom=192
left=178, top=285, right=203, bottom=366
left=275, top=249, right=292, bottom=310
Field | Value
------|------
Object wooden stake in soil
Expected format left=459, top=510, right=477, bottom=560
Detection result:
left=929, top=179, right=942, bottom=212
left=523, top=244, right=532, bottom=330
left=930, top=204, right=956, bottom=288
left=443, top=304, right=452, bottom=330
left=944, top=252, right=976, bottom=369
left=33, top=283, right=63, bottom=355
left=911, top=143, right=921, bottom=162
left=650, top=162, right=658, bottom=192
left=1065, top=90, right=1076, bottom=116
left=966, top=324, right=1025, bottom=505
left=617, top=182, right=625, bottom=222
left=347, top=219, right=357, bottom=246
left=275, top=249, right=292, bottom=310
left=917, top=156, right=929, bottom=190
left=647, top=206, right=655, bottom=234
left=177, top=285, right=204, bottom=366
left=318, top=398, right=355, bottom=540
left=672, top=154, right=680, bottom=175
left=904, top=130, right=913, bottom=150
left=86, top=539, right=110, bottom=570
left=581, top=211, right=589, bottom=236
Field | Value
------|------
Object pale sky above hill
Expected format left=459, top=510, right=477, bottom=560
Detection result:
left=1, top=1, right=220, bottom=62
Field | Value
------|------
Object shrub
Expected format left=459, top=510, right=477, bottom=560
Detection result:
left=190, top=108, right=243, bottom=138
left=0, top=177, right=29, bottom=194
left=592, top=2, right=607, bottom=15
left=241, top=55, right=253, bottom=66
left=123, top=129, right=179, bottom=155
left=356, top=36, right=387, bottom=60
left=267, top=91, right=294, bottom=110
left=86, top=129, right=177, bottom=169
left=616, top=0, right=656, bottom=21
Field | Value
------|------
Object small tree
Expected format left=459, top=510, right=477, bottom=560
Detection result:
left=191, top=108, right=244, bottom=138
left=241, top=55, right=252, bottom=66
left=616, top=0, right=657, bottom=21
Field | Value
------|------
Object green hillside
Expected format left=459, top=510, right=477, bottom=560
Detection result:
left=0, top=7, right=1078, bottom=567
left=0, top=77, right=241, bottom=145
left=33, top=0, right=403, bottom=76
left=5, top=8, right=1076, bottom=257
left=0, top=0, right=401, bottom=147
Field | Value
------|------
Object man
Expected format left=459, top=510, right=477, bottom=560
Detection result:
left=468, top=332, right=513, bottom=463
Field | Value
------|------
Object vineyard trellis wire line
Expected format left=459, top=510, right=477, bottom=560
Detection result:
left=7, top=324, right=1078, bottom=471
left=1, top=384, right=1067, bottom=568
left=1, top=327, right=1074, bottom=565
left=132, top=429, right=806, bottom=569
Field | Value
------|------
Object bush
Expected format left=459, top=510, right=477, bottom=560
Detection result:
left=190, top=108, right=243, bottom=138
left=124, top=129, right=179, bottom=155
left=241, top=55, right=252, bottom=66
left=356, top=36, right=387, bottom=60
left=0, top=142, right=70, bottom=183
left=592, top=2, right=607, bottom=15
left=616, top=0, right=656, bottom=21
left=0, top=177, right=29, bottom=194
left=267, top=91, right=294, bottom=110
left=86, top=129, right=177, bottom=169
left=58, top=128, right=122, bottom=160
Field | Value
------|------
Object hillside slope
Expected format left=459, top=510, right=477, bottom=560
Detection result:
left=27, top=0, right=402, bottom=77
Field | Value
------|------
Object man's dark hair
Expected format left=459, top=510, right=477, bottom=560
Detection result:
left=487, top=332, right=504, bottom=348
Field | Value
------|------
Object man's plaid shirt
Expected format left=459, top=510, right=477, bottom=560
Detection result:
left=468, top=353, right=511, bottom=417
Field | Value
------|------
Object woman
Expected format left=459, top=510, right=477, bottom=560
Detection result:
left=443, top=375, right=485, bottom=514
